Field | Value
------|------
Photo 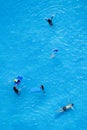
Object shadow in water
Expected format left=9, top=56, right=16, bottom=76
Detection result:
left=55, top=109, right=73, bottom=119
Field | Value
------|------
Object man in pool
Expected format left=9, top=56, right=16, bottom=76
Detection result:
left=58, top=104, right=74, bottom=112
left=45, top=16, right=54, bottom=26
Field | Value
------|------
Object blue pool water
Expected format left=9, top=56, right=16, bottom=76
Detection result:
left=0, top=0, right=87, bottom=130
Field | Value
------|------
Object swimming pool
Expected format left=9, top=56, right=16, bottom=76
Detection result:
left=0, top=0, right=87, bottom=130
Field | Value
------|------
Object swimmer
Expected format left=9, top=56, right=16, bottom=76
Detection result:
left=58, top=104, right=74, bottom=112
left=50, top=48, right=58, bottom=58
left=13, top=86, right=19, bottom=94
left=40, top=85, right=45, bottom=93
left=14, top=79, right=21, bottom=86
left=45, top=16, right=54, bottom=26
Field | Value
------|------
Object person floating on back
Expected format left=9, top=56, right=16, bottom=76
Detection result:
left=40, top=85, right=45, bottom=93
left=57, top=104, right=74, bottom=112
left=45, top=16, right=54, bottom=26
left=13, top=86, right=19, bottom=94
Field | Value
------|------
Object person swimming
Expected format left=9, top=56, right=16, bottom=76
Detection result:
left=50, top=48, right=58, bottom=58
left=40, top=85, right=45, bottom=93
left=14, top=76, right=23, bottom=85
left=13, top=86, right=19, bottom=94
left=14, top=79, right=21, bottom=85
left=45, top=16, right=54, bottom=26
left=58, top=104, right=74, bottom=112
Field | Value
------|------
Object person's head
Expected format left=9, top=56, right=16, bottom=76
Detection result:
left=47, top=19, right=53, bottom=25
left=72, top=104, right=74, bottom=106
left=63, top=106, right=66, bottom=111
left=13, top=86, right=16, bottom=89
left=17, top=79, right=20, bottom=83
left=41, top=85, right=44, bottom=90
left=48, top=19, right=51, bottom=22
left=53, top=49, right=58, bottom=52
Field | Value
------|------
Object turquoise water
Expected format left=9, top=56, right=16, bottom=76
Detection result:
left=0, top=0, right=87, bottom=130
